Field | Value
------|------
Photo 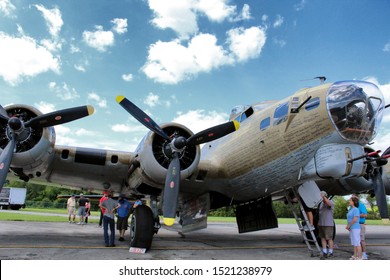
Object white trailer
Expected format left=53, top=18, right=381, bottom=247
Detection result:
left=0, top=187, right=27, bottom=210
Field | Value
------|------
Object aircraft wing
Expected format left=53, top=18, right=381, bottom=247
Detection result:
left=43, top=145, right=134, bottom=193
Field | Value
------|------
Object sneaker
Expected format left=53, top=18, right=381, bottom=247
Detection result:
left=119, top=237, right=124, bottom=242
left=362, top=253, right=368, bottom=260
left=77, top=222, right=82, bottom=225
left=327, top=253, right=334, bottom=258
left=349, top=256, right=357, bottom=260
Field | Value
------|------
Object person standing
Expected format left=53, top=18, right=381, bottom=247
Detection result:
left=98, top=192, right=108, bottom=228
left=116, top=194, right=132, bottom=242
left=77, top=193, right=88, bottom=225
left=85, top=200, right=91, bottom=224
left=346, top=196, right=362, bottom=260
left=352, top=194, right=368, bottom=260
left=67, top=194, right=76, bottom=223
left=318, top=191, right=335, bottom=258
left=99, top=191, right=119, bottom=247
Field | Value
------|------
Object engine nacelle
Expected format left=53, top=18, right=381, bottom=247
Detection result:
left=1, top=104, right=56, bottom=180
left=135, top=123, right=200, bottom=186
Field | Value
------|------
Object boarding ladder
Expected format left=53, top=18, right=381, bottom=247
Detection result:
left=284, top=188, right=322, bottom=257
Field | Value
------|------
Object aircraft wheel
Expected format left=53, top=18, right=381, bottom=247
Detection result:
left=129, top=205, right=154, bottom=251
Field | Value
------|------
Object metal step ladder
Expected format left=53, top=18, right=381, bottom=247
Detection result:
left=285, top=188, right=322, bottom=257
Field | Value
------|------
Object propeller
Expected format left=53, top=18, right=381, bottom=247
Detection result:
left=365, top=149, right=390, bottom=221
left=116, top=95, right=240, bottom=226
left=0, top=105, right=94, bottom=191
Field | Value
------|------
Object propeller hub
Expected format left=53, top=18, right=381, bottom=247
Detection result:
left=8, top=117, right=23, bottom=131
left=172, top=136, right=187, bottom=151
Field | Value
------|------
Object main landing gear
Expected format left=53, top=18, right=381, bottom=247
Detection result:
left=129, top=205, right=159, bottom=251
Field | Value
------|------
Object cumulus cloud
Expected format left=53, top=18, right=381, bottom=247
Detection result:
left=122, top=73, right=133, bottom=82
left=142, top=33, right=232, bottom=84
left=143, top=92, right=160, bottom=107
left=227, top=26, right=266, bottom=62
left=173, top=109, right=229, bottom=134
left=0, top=32, right=60, bottom=86
left=111, top=18, right=128, bottom=34
left=82, top=25, right=114, bottom=52
left=111, top=123, right=147, bottom=133
left=195, top=0, right=236, bottom=22
left=87, top=92, right=107, bottom=108
left=34, top=5, right=63, bottom=39
left=148, top=0, right=249, bottom=39
left=0, top=0, right=16, bottom=17
left=34, top=101, right=56, bottom=114
left=48, top=81, right=80, bottom=100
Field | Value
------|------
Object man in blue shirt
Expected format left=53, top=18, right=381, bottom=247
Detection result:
left=116, top=194, right=132, bottom=242
left=352, top=194, right=368, bottom=260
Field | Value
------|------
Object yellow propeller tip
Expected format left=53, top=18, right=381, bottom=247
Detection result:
left=116, top=95, right=125, bottom=103
left=86, top=105, right=95, bottom=115
left=163, top=217, right=175, bottom=226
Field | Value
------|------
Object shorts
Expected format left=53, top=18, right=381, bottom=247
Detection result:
left=67, top=207, right=76, bottom=216
left=117, top=216, right=129, bottom=231
left=350, top=228, right=361, bottom=246
left=360, top=224, right=366, bottom=241
left=78, top=206, right=86, bottom=216
left=318, top=226, right=334, bottom=240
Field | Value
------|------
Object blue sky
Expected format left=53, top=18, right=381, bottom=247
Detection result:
left=1, top=0, right=390, bottom=152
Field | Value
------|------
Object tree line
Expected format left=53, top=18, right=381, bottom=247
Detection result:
left=5, top=180, right=389, bottom=218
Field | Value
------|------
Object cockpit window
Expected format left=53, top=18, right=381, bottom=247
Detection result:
left=327, top=81, right=384, bottom=144
left=273, top=102, right=289, bottom=125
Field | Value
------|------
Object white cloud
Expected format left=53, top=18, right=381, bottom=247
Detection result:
left=111, top=123, right=146, bottom=133
left=82, top=25, right=114, bottom=52
left=142, top=34, right=231, bottom=84
left=274, top=38, right=287, bottom=48
left=383, top=42, right=390, bottom=52
left=148, top=0, right=198, bottom=39
left=34, top=101, right=56, bottom=114
left=74, top=64, right=86, bottom=72
left=87, top=92, right=107, bottom=108
left=111, top=18, right=128, bottom=34
left=273, top=14, right=284, bottom=28
left=232, top=4, right=251, bottom=22
left=143, top=26, right=266, bottom=84
left=75, top=128, right=96, bottom=136
left=48, top=81, right=80, bottom=100
left=144, top=92, right=160, bottom=107
left=294, top=0, right=306, bottom=12
left=122, top=73, right=133, bottom=82
left=0, top=0, right=15, bottom=17
left=173, top=109, right=229, bottom=134
left=148, top=0, right=244, bottom=39
left=195, top=0, right=236, bottom=23
left=227, top=26, right=266, bottom=62
left=34, top=5, right=63, bottom=39
left=0, top=32, right=60, bottom=86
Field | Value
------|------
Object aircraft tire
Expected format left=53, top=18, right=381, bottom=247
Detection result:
left=129, top=205, right=154, bottom=251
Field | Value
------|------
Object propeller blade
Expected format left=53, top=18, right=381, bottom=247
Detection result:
left=0, top=105, right=9, bottom=124
left=0, top=137, right=16, bottom=190
left=25, top=105, right=94, bottom=128
left=187, top=120, right=240, bottom=146
left=372, top=168, right=389, bottom=220
left=382, top=146, right=390, bottom=157
left=162, top=153, right=181, bottom=226
left=116, top=96, right=171, bottom=141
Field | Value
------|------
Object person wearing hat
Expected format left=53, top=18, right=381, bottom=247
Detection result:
left=318, top=191, right=335, bottom=258
left=67, top=194, right=76, bottom=223
left=116, top=194, right=132, bottom=242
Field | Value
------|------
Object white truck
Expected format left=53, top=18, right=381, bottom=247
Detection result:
left=0, top=187, right=27, bottom=210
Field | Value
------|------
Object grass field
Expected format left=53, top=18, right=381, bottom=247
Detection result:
left=0, top=208, right=388, bottom=225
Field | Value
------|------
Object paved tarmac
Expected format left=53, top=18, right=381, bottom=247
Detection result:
left=0, top=213, right=389, bottom=260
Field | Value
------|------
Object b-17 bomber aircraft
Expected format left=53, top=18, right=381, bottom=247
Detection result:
left=1, top=79, right=389, bottom=251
